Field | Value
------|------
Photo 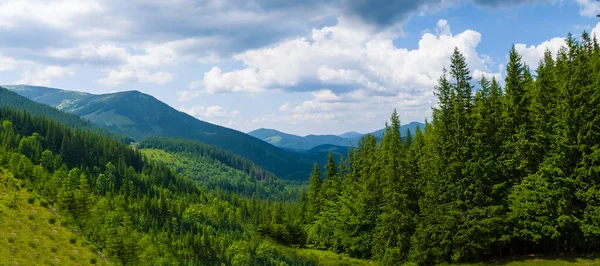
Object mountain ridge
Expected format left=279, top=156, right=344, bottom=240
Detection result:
left=248, top=121, right=425, bottom=150
left=4, top=84, right=326, bottom=180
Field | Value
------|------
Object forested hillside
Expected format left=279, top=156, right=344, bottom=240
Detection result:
left=299, top=33, right=600, bottom=265
left=0, top=87, right=132, bottom=144
left=139, top=137, right=305, bottom=200
left=0, top=107, right=322, bottom=265
left=5, top=85, right=327, bottom=181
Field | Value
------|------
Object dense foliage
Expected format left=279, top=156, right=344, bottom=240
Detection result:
left=0, top=107, right=316, bottom=265
left=301, top=33, right=600, bottom=265
left=140, top=148, right=304, bottom=200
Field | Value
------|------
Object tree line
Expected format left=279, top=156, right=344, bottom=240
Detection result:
left=301, top=32, right=600, bottom=265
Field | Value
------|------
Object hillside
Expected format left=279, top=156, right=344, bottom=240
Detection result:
left=4, top=85, right=326, bottom=181
left=0, top=87, right=133, bottom=144
left=138, top=137, right=305, bottom=200
left=0, top=107, right=322, bottom=265
left=0, top=169, right=111, bottom=266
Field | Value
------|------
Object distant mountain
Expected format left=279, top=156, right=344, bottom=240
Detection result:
left=248, top=128, right=356, bottom=150
left=248, top=121, right=426, bottom=150
left=338, top=131, right=363, bottom=139
left=5, top=85, right=327, bottom=181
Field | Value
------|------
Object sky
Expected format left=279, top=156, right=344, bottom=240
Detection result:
left=0, top=0, right=599, bottom=136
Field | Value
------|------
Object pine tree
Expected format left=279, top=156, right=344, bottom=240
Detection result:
left=306, top=163, right=323, bottom=223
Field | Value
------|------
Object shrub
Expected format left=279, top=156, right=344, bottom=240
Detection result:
left=90, top=258, right=97, bottom=264
left=48, top=217, right=56, bottom=224
left=27, top=196, right=35, bottom=204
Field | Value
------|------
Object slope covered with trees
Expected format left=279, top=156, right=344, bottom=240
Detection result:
left=0, top=87, right=132, bottom=144
left=139, top=137, right=305, bottom=200
left=300, top=33, right=600, bottom=265
left=0, top=107, right=321, bottom=265
left=0, top=168, right=112, bottom=265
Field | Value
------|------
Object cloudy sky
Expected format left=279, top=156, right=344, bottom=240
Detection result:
left=0, top=0, right=599, bottom=135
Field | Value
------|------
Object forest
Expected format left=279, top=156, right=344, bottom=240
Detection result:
left=0, top=108, right=314, bottom=265
left=2, top=30, right=600, bottom=266
left=300, top=32, right=600, bottom=264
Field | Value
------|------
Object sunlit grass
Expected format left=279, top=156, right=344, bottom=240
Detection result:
left=0, top=170, right=111, bottom=266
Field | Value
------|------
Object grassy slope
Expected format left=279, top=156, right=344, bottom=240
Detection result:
left=0, top=169, right=111, bottom=266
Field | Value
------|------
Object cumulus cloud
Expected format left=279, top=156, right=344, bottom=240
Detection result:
left=191, top=18, right=497, bottom=98
left=574, top=0, right=600, bottom=17
left=17, top=66, right=74, bottom=86
left=514, top=37, right=566, bottom=69
left=180, top=105, right=240, bottom=122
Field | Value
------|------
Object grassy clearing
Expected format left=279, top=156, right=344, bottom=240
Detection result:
left=0, top=169, right=111, bottom=266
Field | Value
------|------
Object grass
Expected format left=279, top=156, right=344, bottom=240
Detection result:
left=0, top=169, right=111, bottom=266
left=455, top=254, right=600, bottom=265
left=270, top=241, right=376, bottom=266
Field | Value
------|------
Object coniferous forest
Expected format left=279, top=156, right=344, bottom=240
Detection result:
left=2, top=31, right=600, bottom=266
left=301, top=33, right=600, bottom=264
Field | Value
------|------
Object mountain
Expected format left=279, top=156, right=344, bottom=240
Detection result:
left=249, top=121, right=426, bottom=150
left=248, top=128, right=356, bottom=150
left=0, top=86, right=133, bottom=143
left=338, top=131, right=363, bottom=139
left=4, top=85, right=325, bottom=180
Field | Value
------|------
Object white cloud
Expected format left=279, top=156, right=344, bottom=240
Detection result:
left=190, top=18, right=496, bottom=98
left=575, top=0, right=600, bottom=17
left=0, top=0, right=102, bottom=28
left=0, top=55, right=17, bottom=71
left=514, top=37, right=566, bottom=69
left=180, top=105, right=240, bottom=121
left=49, top=43, right=178, bottom=86
left=17, top=66, right=74, bottom=86
left=593, top=21, right=600, bottom=40
left=279, top=103, right=291, bottom=112
left=436, top=19, right=451, bottom=36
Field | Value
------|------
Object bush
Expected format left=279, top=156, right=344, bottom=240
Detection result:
left=27, top=196, right=35, bottom=204
left=48, top=217, right=56, bottom=224
left=90, top=258, right=97, bottom=264
left=69, top=237, right=77, bottom=244
left=50, top=246, right=58, bottom=253
left=39, top=199, right=49, bottom=208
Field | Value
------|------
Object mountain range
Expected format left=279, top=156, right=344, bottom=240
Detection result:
left=248, top=121, right=425, bottom=151
left=2, top=85, right=332, bottom=180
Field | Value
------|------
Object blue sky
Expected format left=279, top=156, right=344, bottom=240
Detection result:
left=0, top=0, right=598, bottom=136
